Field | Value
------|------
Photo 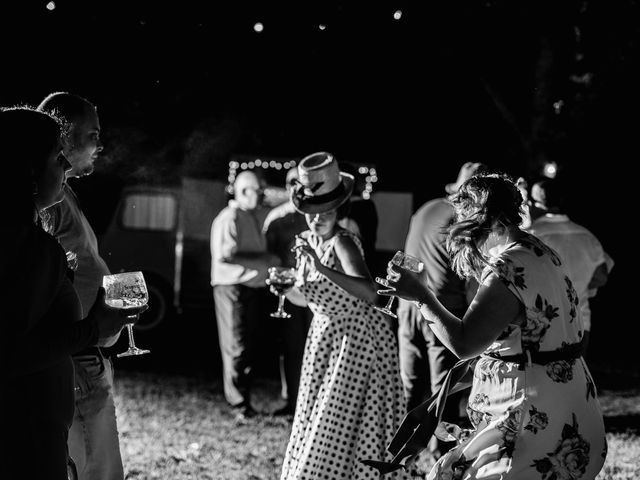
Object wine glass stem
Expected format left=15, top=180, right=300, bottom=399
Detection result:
left=385, top=296, right=395, bottom=311
left=278, top=294, right=286, bottom=314
left=126, top=324, right=136, bottom=349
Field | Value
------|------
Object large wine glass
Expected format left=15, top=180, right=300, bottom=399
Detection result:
left=374, top=251, right=424, bottom=318
left=102, top=271, right=150, bottom=357
left=266, top=267, right=297, bottom=318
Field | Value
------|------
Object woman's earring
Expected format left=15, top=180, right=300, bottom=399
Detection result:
left=32, top=182, right=38, bottom=195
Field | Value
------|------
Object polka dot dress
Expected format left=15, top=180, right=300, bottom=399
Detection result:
left=280, top=230, right=409, bottom=480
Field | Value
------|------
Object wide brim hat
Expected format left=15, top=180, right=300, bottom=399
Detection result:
left=445, top=162, right=488, bottom=194
left=291, top=152, right=354, bottom=214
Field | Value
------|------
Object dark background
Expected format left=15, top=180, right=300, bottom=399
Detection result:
left=1, top=1, right=636, bottom=379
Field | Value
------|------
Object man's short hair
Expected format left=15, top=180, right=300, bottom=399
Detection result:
left=532, top=178, right=566, bottom=212
left=37, top=92, right=94, bottom=121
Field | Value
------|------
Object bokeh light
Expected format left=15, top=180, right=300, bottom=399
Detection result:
left=542, top=161, right=558, bottom=178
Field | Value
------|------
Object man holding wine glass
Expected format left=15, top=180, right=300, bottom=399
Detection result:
left=1, top=106, right=145, bottom=480
left=37, top=92, right=130, bottom=480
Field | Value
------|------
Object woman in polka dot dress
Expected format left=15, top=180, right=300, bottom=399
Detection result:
left=279, top=152, right=408, bottom=480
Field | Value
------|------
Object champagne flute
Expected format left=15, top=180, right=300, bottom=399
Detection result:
left=266, top=266, right=297, bottom=318
left=374, top=251, right=424, bottom=318
left=102, top=271, right=150, bottom=357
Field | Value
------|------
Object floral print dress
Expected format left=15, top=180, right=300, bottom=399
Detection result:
left=428, top=233, right=606, bottom=480
left=280, top=229, right=408, bottom=480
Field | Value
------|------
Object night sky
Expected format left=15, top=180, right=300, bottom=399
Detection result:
left=1, top=1, right=637, bottom=366
left=2, top=2, right=577, bottom=187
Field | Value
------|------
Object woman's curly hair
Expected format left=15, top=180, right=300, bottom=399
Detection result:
left=445, top=172, right=525, bottom=280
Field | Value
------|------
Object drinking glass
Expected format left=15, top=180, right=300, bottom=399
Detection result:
left=266, top=267, right=297, bottom=318
left=374, top=251, right=424, bottom=318
left=102, top=271, right=150, bottom=357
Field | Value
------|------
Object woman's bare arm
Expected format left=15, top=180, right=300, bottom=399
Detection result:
left=382, top=267, right=523, bottom=359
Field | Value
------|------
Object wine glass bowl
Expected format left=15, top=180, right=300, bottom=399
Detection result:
left=392, top=251, right=424, bottom=273
left=374, top=251, right=424, bottom=318
left=103, top=271, right=149, bottom=310
left=103, top=271, right=150, bottom=357
left=266, top=266, right=297, bottom=318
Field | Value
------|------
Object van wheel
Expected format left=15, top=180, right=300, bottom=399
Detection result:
left=134, top=276, right=171, bottom=332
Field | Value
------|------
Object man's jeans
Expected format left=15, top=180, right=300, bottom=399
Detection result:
left=68, top=353, right=124, bottom=480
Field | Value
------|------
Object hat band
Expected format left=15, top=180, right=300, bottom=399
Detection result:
left=295, top=182, right=346, bottom=206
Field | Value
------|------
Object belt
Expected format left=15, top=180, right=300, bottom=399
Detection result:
left=483, top=340, right=584, bottom=369
left=360, top=340, right=586, bottom=475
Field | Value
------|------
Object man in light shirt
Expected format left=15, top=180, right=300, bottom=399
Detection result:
left=38, top=92, right=125, bottom=480
left=210, top=171, right=281, bottom=420
left=527, top=177, right=614, bottom=355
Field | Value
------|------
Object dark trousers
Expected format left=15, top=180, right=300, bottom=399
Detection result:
left=397, top=301, right=469, bottom=456
left=277, top=303, right=313, bottom=406
left=213, top=284, right=266, bottom=407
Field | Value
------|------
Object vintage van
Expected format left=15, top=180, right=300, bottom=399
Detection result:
left=99, top=177, right=227, bottom=331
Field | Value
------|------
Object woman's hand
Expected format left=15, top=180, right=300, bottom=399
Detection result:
left=87, top=288, right=149, bottom=346
left=377, top=261, right=432, bottom=304
left=292, top=237, right=322, bottom=273
left=285, top=286, right=308, bottom=307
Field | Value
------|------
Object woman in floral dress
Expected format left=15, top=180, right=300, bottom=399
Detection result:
left=380, top=173, right=606, bottom=479
left=279, top=152, right=408, bottom=480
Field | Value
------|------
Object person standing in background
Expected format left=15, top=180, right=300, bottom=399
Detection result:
left=210, top=170, right=281, bottom=421
left=263, top=167, right=313, bottom=417
left=527, top=176, right=614, bottom=357
left=38, top=92, right=125, bottom=480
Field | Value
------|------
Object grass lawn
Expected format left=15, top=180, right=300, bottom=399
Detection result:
left=113, top=367, right=640, bottom=480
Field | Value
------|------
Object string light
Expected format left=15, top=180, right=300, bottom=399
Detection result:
left=227, top=157, right=298, bottom=194
left=227, top=158, right=378, bottom=199
left=358, top=166, right=378, bottom=199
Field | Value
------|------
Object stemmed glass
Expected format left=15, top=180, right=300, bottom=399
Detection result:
left=266, top=266, right=297, bottom=318
left=102, top=271, right=150, bottom=358
left=374, top=251, right=424, bottom=318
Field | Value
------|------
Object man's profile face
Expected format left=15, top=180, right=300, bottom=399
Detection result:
left=65, top=105, right=103, bottom=178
